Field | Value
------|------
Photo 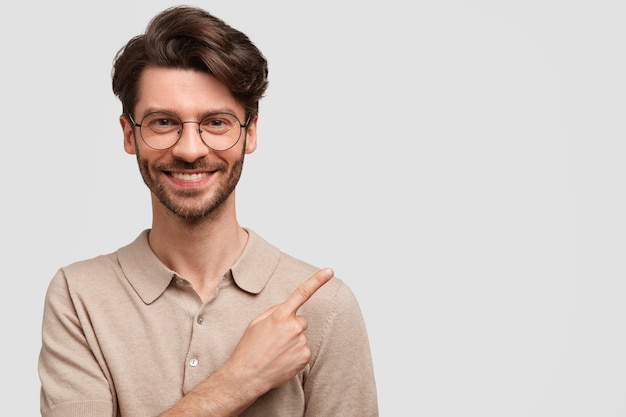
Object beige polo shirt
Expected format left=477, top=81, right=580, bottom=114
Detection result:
left=39, top=229, right=378, bottom=417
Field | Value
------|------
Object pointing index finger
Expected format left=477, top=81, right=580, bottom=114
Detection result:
left=283, top=268, right=334, bottom=314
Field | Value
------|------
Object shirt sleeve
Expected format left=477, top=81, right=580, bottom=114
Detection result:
left=303, top=281, right=379, bottom=417
left=38, top=269, right=116, bottom=417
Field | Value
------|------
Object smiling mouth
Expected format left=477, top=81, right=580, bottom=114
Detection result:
left=169, top=172, right=210, bottom=181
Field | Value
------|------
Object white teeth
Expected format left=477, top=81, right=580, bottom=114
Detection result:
left=171, top=172, right=209, bottom=180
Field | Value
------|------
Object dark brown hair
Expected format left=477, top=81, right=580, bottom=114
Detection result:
left=111, top=6, right=269, bottom=119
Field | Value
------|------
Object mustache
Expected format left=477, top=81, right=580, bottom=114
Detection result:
left=155, top=160, right=225, bottom=171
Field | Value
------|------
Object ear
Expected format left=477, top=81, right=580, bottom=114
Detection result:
left=120, top=114, right=137, bottom=155
left=244, top=114, right=258, bottom=154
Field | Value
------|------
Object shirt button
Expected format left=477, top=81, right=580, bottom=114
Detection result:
left=197, top=315, right=204, bottom=325
left=175, top=277, right=185, bottom=287
left=189, top=358, right=199, bottom=367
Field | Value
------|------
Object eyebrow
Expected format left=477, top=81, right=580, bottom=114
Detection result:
left=140, top=107, right=243, bottom=120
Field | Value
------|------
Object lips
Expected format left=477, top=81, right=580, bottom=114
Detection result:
left=169, top=172, right=210, bottom=181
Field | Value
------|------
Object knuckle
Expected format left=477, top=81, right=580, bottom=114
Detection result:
left=288, top=320, right=303, bottom=334
left=300, top=344, right=312, bottom=365
left=296, top=285, right=312, bottom=301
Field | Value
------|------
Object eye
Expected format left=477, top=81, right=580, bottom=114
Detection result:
left=201, top=113, right=238, bottom=134
left=144, top=112, right=181, bottom=133
left=154, top=118, right=173, bottom=126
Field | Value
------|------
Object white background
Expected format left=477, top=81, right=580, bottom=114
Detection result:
left=2, top=1, right=626, bottom=415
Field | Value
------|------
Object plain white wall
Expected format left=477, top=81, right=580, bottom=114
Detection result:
left=3, top=1, right=626, bottom=415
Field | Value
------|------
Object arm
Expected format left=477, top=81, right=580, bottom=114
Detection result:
left=39, top=271, right=117, bottom=417
left=41, top=267, right=334, bottom=417
left=302, top=282, right=379, bottom=416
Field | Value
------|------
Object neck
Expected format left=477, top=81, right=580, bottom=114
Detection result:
left=148, top=197, right=248, bottom=301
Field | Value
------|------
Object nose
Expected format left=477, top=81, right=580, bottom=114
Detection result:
left=170, top=121, right=210, bottom=161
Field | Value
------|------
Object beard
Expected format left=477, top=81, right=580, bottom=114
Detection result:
left=136, top=143, right=246, bottom=223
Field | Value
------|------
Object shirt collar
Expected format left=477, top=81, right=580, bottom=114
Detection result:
left=231, top=228, right=281, bottom=293
left=116, top=228, right=281, bottom=304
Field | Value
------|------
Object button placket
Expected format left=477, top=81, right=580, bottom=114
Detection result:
left=188, top=310, right=206, bottom=370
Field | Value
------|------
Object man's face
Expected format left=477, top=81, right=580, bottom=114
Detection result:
left=120, top=66, right=257, bottom=222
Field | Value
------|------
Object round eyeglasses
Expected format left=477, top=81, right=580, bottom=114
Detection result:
left=127, top=111, right=250, bottom=151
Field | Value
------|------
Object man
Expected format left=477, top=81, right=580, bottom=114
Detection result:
left=38, top=5, right=378, bottom=417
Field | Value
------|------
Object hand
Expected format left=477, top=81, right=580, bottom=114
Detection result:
left=227, top=267, right=334, bottom=392
left=159, top=268, right=335, bottom=416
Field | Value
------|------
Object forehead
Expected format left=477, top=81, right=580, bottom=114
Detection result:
left=135, top=66, right=243, bottom=116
